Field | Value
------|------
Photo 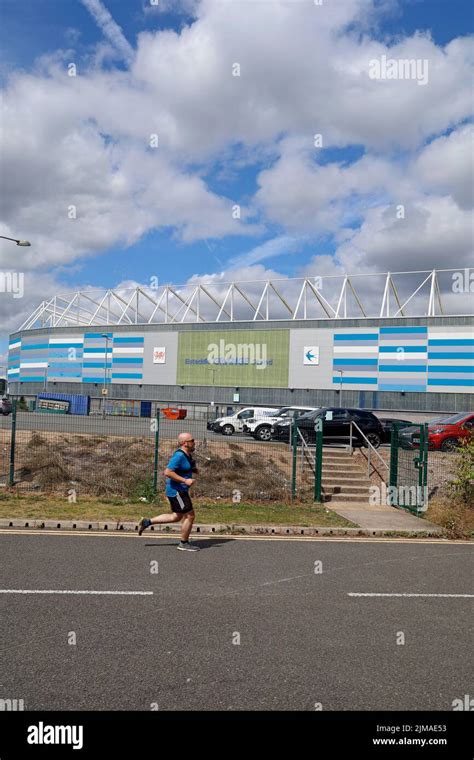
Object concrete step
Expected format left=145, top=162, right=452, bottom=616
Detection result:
left=321, top=465, right=364, bottom=473
left=321, top=452, right=353, bottom=459
left=324, top=493, right=371, bottom=504
left=323, top=477, right=371, bottom=486
left=323, top=483, right=370, bottom=493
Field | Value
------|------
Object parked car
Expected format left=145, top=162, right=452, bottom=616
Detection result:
left=273, top=407, right=384, bottom=448
left=211, top=407, right=280, bottom=436
left=378, top=417, right=414, bottom=444
left=398, top=412, right=474, bottom=452
left=0, top=397, right=12, bottom=415
left=244, top=406, right=318, bottom=441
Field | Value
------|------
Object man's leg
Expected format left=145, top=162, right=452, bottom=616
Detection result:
left=180, top=510, right=195, bottom=542
left=150, top=513, right=182, bottom=526
left=137, top=510, right=182, bottom=535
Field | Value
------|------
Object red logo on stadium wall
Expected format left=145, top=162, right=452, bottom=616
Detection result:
left=153, top=347, right=166, bottom=364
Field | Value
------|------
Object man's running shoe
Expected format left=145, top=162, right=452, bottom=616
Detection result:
left=138, top=517, right=151, bottom=536
left=177, top=541, right=200, bottom=552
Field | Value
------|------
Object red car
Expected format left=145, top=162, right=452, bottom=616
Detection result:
left=426, top=412, right=474, bottom=451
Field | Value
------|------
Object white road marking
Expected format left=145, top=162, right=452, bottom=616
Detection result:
left=0, top=589, right=153, bottom=595
left=261, top=575, right=308, bottom=586
left=348, top=593, right=474, bottom=598
left=0, top=529, right=467, bottom=545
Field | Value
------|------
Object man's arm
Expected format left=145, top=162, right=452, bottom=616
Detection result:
left=164, top=467, right=193, bottom=485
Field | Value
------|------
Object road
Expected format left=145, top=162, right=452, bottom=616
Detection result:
left=0, top=531, right=471, bottom=711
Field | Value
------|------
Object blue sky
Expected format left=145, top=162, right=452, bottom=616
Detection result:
left=0, top=0, right=472, bottom=361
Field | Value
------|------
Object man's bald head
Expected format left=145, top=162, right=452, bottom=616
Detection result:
left=178, top=432, right=194, bottom=445
left=178, top=433, right=195, bottom=452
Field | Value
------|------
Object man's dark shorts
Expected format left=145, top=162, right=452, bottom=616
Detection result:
left=168, top=492, right=194, bottom=514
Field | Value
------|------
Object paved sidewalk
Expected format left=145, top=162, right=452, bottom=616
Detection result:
left=329, top=503, right=443, bottom=532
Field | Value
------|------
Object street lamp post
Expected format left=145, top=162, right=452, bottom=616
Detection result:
left=336, top=369, right=344, bottom=405
left=101, top=334, right=110, bottom=418
left=43, top=363, right=49, bottom=392
left=0, top=235, right=31, bottom=246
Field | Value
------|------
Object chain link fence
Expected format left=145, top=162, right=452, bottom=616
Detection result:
left=0, top=401, right=320, bottom=504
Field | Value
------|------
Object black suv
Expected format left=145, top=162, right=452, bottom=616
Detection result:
left=273, top=407, right=384, bottom=448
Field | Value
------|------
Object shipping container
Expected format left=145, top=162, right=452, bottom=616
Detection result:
left=37, top=393, right=90, bottom=415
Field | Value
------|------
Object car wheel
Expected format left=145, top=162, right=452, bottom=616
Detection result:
left=256, top=426, right=272, bottom=441
left=366, top=432, right=381, bottom=449
left=221, top=424, right=234, bottom=436
left=441, top=437, right=459, bottom=452
left=300, top=429, right=311, bottom=444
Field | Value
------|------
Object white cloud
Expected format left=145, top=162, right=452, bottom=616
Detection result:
left=80, top=0, right=135, bottom=63
left=334, top=196, right=473, bottom=273
left=229, top=235, right=305, bottom=268
left=1, top=0, right=473, bottom=340
left=415, top=124, right=474, bottom=210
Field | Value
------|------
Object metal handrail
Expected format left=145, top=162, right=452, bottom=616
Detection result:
left=298, top=428, right=316, bottom=472
left=349, top=420, right=389, bottom=479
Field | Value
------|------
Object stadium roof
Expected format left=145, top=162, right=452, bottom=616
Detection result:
left=18, top=268, right=473, bottom=330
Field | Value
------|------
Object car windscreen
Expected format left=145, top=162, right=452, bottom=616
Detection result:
left=296, top=409, right=320, bottom=420
left=429, top=413, right=470, bottom=425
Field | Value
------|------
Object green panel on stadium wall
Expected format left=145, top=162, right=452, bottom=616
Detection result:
left=177, top=330, right=289, bottom=387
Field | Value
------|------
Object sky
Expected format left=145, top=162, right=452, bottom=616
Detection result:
left=0, top=0, right=473, bottom=366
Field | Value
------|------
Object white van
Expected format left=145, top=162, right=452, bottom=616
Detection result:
left=212, top=407, right=280, bottom=436
left=244, top=406, right=319, bottom=441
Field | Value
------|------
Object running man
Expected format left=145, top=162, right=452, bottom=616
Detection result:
left=137, top=432, right=200, bottom=551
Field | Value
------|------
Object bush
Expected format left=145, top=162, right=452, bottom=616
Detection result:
left=450, top=438, right=474, bottom=504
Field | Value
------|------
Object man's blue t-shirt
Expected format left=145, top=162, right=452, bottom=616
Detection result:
left=165, top=450, right=194, bottom=497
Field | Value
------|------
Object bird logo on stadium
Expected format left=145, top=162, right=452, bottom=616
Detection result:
left=304, top=347, right=319, bottom=365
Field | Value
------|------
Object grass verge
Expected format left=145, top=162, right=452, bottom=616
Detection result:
left=0, top=493, right=356, bottom=528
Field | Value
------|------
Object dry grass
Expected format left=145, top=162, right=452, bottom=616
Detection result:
left=15, top=431, right=155, bottom=498
left=5, top=432, right=298, bottom=502
left=425, top=498, right=474, bottom=539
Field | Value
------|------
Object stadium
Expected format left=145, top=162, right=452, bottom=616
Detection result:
left=6, top=268, right=474, bottom=415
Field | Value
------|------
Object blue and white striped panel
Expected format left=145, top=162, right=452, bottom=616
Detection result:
left=427, top=331, right=474, bottom=390
left=82, top=332, right=113, bottom=383
left=8, top=337, right=21, bottom=379
left=332, top=331, right=379, bottom=387
left=378, top=327, right=427, bottom=392
left=17, top=335, right=49, bottom=383
left=48, top=336, right=84, bottom=381
left=112, top=335, right=144, bottom=382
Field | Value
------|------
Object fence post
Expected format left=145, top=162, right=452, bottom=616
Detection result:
left=419, top=423, right=429, bottom=512
left=314, top=426, right=323, bottom=503
left=8, top=399, right=17, bottom=487
left=152, top=408, right=160, bottom=496
left=389, top=424, right=399, bottom=506
left=291, top=420, right=298, bottom=499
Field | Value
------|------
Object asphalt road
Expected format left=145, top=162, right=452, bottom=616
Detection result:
left=0, top=532, right=472, bottom=711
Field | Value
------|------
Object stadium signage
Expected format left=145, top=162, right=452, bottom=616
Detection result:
left=206, top=340, right=269, bottom=369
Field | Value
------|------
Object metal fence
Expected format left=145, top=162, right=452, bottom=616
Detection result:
left=0, top=401, right=321, bottom=504
left=2, top=401, right=464, bottom=508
